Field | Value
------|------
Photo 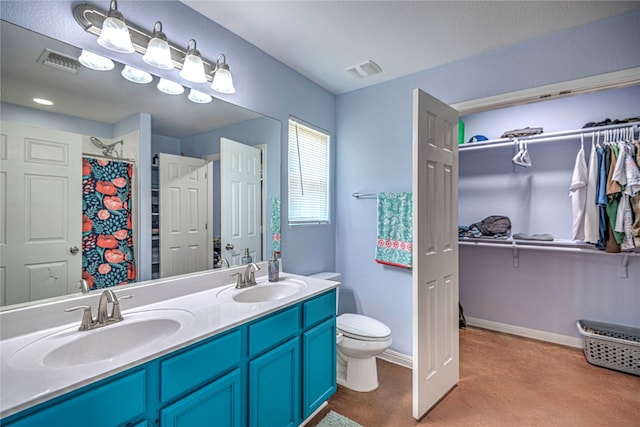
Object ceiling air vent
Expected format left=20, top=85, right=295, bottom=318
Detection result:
left=345, top=60, right=382, bottom=79
left=37, top=49, right=81, bottom=74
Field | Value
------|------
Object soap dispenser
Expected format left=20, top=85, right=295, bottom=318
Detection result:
left=268, top=251, right=280, bottom=282
left=242, top=248, right=252, bottom=265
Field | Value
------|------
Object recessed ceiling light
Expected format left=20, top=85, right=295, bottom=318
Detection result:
left=33, top=98, right=54, bottom=106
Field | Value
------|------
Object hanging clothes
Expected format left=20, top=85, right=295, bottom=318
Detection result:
left=584, top=137, right=599, bottom=243
left=82, top=157, right=136, bottom=289
left=569, top=140, right=588, bottom=241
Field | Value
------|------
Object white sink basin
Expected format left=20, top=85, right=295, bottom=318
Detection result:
left=9, top=309, right=194, bottom=370
left=217, top=278, right=307, bottom=303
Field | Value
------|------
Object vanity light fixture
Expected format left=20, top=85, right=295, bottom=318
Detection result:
left=210, top=54, right=236, bottom=94
left=179, top=39, right=207, bottom=84
left=96, top=0, right=135, bottom=54
left=78, top=50, right=115, bottom=71
left=142, top=21, right=173, bottom=70
left=157, top=78, right=184, bottom=95
left=188, top=88, right=213, bottom=104
left=121, top=65, right=153, bottom=84
left=74, top=3, right=237, bottom=88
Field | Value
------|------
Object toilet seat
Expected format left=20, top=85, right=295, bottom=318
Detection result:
left=337, top=313, right=391, bottom=341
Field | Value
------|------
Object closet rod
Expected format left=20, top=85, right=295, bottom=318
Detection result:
left=83, top=153, right=136, bottom=164
left=459, top=122, right=638, bottom=152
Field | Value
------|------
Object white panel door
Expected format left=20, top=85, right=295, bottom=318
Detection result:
left=412, top=89, right=459, bottom=419
left=220, top=138, right=262, bottom=265
left=0, top=121, right=82, bottom=305
left=159, top=153, right=211, bottom=277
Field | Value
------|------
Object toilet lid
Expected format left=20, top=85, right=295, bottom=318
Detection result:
left=337, top=313, right=391, bottom=340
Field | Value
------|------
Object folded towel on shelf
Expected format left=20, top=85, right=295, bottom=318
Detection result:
left=513, top=233, right=554, bottom=241
left=376, top=192, right=412, bottom=269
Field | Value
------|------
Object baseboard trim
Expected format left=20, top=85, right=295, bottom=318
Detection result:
left=299, top=401, right=328, bottom=426
left=377, top=320, right=583, bottom=369
left=466, top=317, right=583, bottom=349
left=378, top=348, right=413, bottom=369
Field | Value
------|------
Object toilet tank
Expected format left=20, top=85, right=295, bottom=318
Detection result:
left=310, top=272, right=357, bottom=315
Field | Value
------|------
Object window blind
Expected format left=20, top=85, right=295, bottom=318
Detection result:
left=288, top=119, right=330, bottom=224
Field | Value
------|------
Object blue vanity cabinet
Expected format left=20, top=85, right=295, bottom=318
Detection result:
left=301, top=291, right=337, bottom=419
left=2, top=369, right=147, bottom=427
left=2, top=287, right=337, bottom=427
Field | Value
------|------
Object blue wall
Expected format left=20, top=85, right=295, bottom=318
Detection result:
left=336, top=11, right=640, bottom=356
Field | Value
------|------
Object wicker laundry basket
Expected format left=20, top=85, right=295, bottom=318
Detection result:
left=576, top=320, right=640, bottom=376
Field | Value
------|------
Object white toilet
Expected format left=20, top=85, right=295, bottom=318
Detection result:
left=310, top=272, right=392, bottom=392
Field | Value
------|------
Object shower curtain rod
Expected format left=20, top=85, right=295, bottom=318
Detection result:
left=352, top=192, right=377, bottom=199
left=83, top=153, right=136, bottom=164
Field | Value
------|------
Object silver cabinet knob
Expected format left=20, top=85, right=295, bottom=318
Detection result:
left=69, top=246, right=80, bottom=255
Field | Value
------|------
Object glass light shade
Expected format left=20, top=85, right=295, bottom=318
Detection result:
left=97, top=16, right=135, bottom=54
left=157, top=78, right=184, bottom=95
left=143, top=37, right=173, bottom=70
left=179, top=53, right=207, bottom=83
left=121, top=65, right=152, bottom=84
left=142, top=22, right=173, bottom=70
left=211, top=67, right=235, bottom=94
left=179, top=40, right=207, bottom=83
left=188, top=89, right=212, bottom=104
left=79, top=50, right=115, bottom=71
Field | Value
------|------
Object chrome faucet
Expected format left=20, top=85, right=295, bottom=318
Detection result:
left=243, top=262, right=260, bottom=286
left=231, top=262, right=261, bottom=289
left=218, top=258, right=230, bottom=268
left=65, top=289, right=133, bottom=331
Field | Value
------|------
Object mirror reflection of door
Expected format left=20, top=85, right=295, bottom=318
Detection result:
left=1, top=121, right=82, bottom=305
left=158, top=153, right=212, bottom=277
left=220, top=138, right=262, bottom=266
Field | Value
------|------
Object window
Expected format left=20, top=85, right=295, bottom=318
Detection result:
left=288, top=118, right=330, bottom=225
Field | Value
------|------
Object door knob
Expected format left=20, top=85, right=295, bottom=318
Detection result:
left=69, top=246, right=80, bottom=255
left=225, top=243, right=234, bottom=250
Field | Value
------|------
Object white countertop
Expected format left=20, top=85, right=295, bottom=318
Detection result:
left=0, top=267, right=339, bottom=419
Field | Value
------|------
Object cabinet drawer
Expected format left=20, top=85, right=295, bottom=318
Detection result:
left=249, top=306, right=299, bottom=357
left=303, top=290, right=336, bottom=329
left=5, top=369, right=146, bottom=427
left=161, top=329, right=242, bottom=403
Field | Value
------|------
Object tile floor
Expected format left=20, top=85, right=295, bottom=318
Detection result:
left=308, top=327, right=640, bottom=426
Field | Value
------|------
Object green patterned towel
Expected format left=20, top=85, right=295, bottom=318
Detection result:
left=375, top=192, right=412, bottom=269
left=271, top=196, right=281, bottom=254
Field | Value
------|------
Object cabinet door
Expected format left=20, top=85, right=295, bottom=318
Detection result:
left=249, top=337, right=300, bottom=427
left=302, top=317, right=336, bottom=418
left=3, top=370, right=146, bottom=427
left=160, top=369, right=242, bottom=427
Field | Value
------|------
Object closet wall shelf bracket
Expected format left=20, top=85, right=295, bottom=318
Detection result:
left=512, top=243, right=519, bottom=268
left=619, top=255, right=629, bottom=279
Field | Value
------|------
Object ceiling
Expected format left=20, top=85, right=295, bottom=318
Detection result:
left=181, top=0, right=640, bottom=95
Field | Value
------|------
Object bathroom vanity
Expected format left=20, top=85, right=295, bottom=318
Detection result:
left=0, top=266, right=338, bottom=426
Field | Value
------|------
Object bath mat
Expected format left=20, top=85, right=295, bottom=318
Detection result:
left=316, top=410, right=363, bottom=427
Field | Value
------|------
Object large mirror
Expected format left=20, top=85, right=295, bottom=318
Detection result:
left=0, top=21, right=281, bottom=308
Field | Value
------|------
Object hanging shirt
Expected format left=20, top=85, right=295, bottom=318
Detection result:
left=569, top=144, right=588, bottom=241
left=583, top=140, right=599, bottom=243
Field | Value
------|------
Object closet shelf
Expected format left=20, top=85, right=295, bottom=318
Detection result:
left=459, top=121, right=639, bottom=152
left=459, top=237, right=639, bottom=278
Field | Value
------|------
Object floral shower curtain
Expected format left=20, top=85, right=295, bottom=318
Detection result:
left=82, top=157, right=136, bottom=290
